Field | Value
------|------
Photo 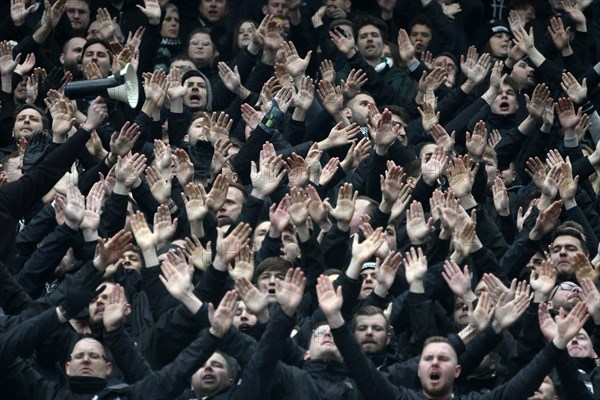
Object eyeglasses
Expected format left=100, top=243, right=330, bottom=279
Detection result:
left=190, top=39, right=212, bottom=47
left=312, top=327, right=331, bottom=337
left=71, top=351, right=107, bottom=361
left=549, top=282, right=580, bottom=301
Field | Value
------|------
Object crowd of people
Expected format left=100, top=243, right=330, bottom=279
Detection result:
left=1, top=0, right=600, bottom=398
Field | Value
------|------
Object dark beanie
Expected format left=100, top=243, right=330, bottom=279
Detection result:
left=475, top=21, right=511, bottom=51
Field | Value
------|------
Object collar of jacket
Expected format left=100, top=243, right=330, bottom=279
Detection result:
left=304, top=359, right=348, bottom=378
left=67, top=376, right=108, bottom=394
left=487, top=112, right=517, bottom=130
left=367, top=351, right=399, bottom=369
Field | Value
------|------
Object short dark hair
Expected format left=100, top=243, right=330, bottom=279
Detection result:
left=354, top=15, right=388, bottom=39
left=351, top=306, right=391, bottom=334
left=553, top=221, right=588, bottom=255
left=381, top=104, right=409, bottom=125
left=253, top=257, right=292, bottom=283
left=408, top=14, right=433, bottom=32
left=82, top=38, right=113, bottom=64
left=423, top=336, right=457, bottom=358
left=14, top=104, right=49, bottom=130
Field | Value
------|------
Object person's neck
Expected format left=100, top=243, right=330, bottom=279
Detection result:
left=423, top=389, right=454, bottom=400
left=363, top=57, right=380, bottom=68
left=111, top=0, right=126, bottom=10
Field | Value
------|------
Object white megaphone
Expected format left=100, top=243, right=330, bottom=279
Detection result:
left=63, top=63, right=139, bottom=108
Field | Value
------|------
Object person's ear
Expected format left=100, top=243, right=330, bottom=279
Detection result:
left=303, top=351, right=311, bottom=361
left=261, top=5, right=267, bottom=15
left=124, top=303, right=132, bottom=317
left=455, top=364, right=462, bottom=378
left=106, top=361, right=113, bottom=375
left=60, top=53, right=65, bottom=65
left=342, top=107, right=352, bottom=119
left=65, top=361, right=72, bottom=375
left=386, top=333, right=392, bottom=345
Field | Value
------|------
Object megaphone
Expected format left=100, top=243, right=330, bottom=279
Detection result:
left=63, top=63, right=139, bottom=108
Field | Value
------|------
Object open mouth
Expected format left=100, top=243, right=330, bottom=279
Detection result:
left=499, top=101, right=510, bottom=112
left=202, top=374, right=216, bottom=383
left=429, top=371, right=441, bottom=383
left=267, top=288, right=276, bottom=296
left=239, top=323, right=250, bottom=331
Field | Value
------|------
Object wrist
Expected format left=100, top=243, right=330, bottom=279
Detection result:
left=552, top=336, right=567, bottom=350
left=82, top=229, right=99, bottom=242
left=64, top=219, right=81, bottom=231
left=113, top=181, right=130, bottom=195
left=379, top=199, right=393, bottom=214
left=375, top=143, right=390, bottom=156
left=104, top=320, right=123, bottom=332
left=250, top=188, right=266, bottom=200
left=410, top=280, right=425, bottom=294
left=326, top=312, right=345, bottom=329
left=374, top=283, right=388, bottom=298
left=459, top=194, right=477, bottom=210
left=492, top=318, right=503, bottom=334
left=563, top=198, right=577, bottom=209
left=533, top=291, right=549, bottom=303
left=337, top=220, right=350, bottom=232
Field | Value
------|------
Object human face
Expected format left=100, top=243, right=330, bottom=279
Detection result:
left=161, top=10, right=180, bottom=39
left=433, top=55, right=456, bottom=86
left=257, top=270, right=285, bottom=303
left=418, top=342, right=460, bottom=399
left=61, top=37, right=86, bottom=74
left=307, top=324, right=343, bottom=362
left=119, top=250, right=143, bottom=272
left=188, top=33, right=215, bottom=68
left=184, top=77, right=208, bottom=111
left=511, top=60, right=535, bottom=89
left=550, top=235, right=585, bottom=275
left=14, top=80, right=27, bottom=102
left=391, top=113, right=407, bottom=145
left=66, top=0, right=90, bottom=33
left=491, top=84, right=519, bottom=115
left=410, top=24, right=432, bottom=53
left=170, top=59, right=197, bottom=74
left=81, top=43, right=111, bottom=78
left=252, top=221, right=271, bottom=251
left=550, top=281, right=582, bottom=311
left=87, top=20, right=101, bottom=39
left=527, top=376, right=556, bottom=400
left=567, top=329, right=595, bottom=358
left=325, top=0, right=351, bottom=18
left=13, top=108, right=44, bottom=139
left=515, top=4, right=536, bottom=23
left=420, top=143, right=437, bottom=162
left=346, top=93, right=375, bottom=127
left=359, top=269, right=377, bottom=300
left=216, top=186, right=244, bottom=227
left=200, top=0, right=228, bottom=23
left=187, top=116, right=209, bottom=144
left=263, top=0, right=288, bottom=18
left=237, top=21, right=256, bottom=49
left=354, top=314, right=390, bottom=353
left=66, top=338, right=112, bottom=378
left=482, top=155, right=498, bottom=187
left=526, top=251, right=545, bottom=270
left=385, top=224, right=397, bottom=252
left=88, top=283, right=117, bottom=324
left=333, top=24, right=354, bottom=43
left=453, top=297, right=469, bottom=324
left=191, top=352, right=234, bottom=397
left=488, top=32, right=510, bottom=58
left=357, top=25, right=384, bottom=62
left=234, top=300, right=258, bottom=331
left=281, top=229, right=300, bottom=262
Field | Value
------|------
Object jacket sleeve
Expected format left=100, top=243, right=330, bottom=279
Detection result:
left=104, top=325, right=153, bottom=384
left=131, top=329, right=221, bottom=400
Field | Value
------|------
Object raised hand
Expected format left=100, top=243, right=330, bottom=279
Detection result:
left=319, top=59, right=336, bottom=83
left=82, top=97, right=109, bottom=132
left=236, top=277, right=269, bottom=316
left=146, top=165, right=172, bottom=205
left=228, top=244, right=254, bottom=281
left=341, top=69, right=368, bottom=100
left=94, top=230, right=133, bottom=271
left=48, top=97, right=76, bottom=139
left=446, top=155, right=479, bottom=198
left=276, top=267, right=307, bottom=316
left=251, top=151, right=286, bottom=199
left=442, top=260, right=474, bottom=300
left=206, top=174, right=229, bottom=214
left=466, top=120, right=487, bottom=161
left=282, top=41, right=312, bottom=78
left=581, top=277, right=600, bottom=324
left=153, top=205, right=178, bottom=247
left=406, top=200, right=434, bottom=245
left=561, top=72, right=587, bottom=104
left=115, top=153, right=147, bottom=190
left=404, top=247, right=428, bottom=291
left=530, top=259, right=557, bottom=301
left=208, top=290, right=237, bottom=338
left=528, top=199, right=562, bottom=241
left=320, top=122, right=361, bottom=151
left=316, top=275, right=344, bottom=326
left=136, top=0, right=161, bottom=25
left=468, top=292, right=494, bottom=334
left=397, top=29, right=415, bottom=63
left=573, top=252, right=599, bottom=283
left=430, top=124, right=455, bottom=153
left=183, top=235, right=212, bottom=272
left=317, top=80, right=344, bottom=116
left=482, top=274, right=516, bottom=304
left=130, top=210, right=156, bottom=251
left=103, top=284, right=130, bottom=332
left=548, top=16, right=571, bottom=52
left=525, top=83, right=551, bottom=119
left=11, top=0, right=36, bottom=27
left=159, top=260, right=194, bottom=302
left=553, top=301, right=589, bottom=349
left=494, top=288, right=532, bottom=331
left=374, top=251, right=402, bottom=296
left=56, top=183, right=85, bottom=230
left=418, top=99, right=440, bottom=133
left=285, top=153, right=309, bottom=188
left=556, top=97, right=582, bottom=130
left=81, top=181, right=105, bottom=238
left=324, top=183, right=358, bottom=229
left=182, top=182, right=208, bottom=223
left=329, top=27, right=356, bottom=56
left=351, top=226, right=385, bottom=265
left=214, top=222, right=252, bottom=269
